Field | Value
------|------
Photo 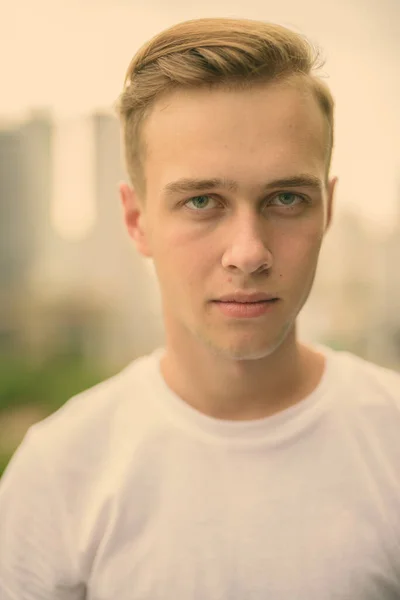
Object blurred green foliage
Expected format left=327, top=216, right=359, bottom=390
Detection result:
left=0, top=352, right=111, bottom=477
left=0, top=453, right=10, bottom=478
left=0, top=353, right=109, bottom=414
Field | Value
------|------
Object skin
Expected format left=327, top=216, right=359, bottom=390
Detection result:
left=120, top=78, right=338, bottom=421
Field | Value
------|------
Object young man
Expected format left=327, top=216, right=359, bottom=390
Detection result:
left=0, top=17, right=399, bottom=600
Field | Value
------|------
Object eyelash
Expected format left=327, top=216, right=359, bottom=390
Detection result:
left=184, top=192, right=308, bottom=212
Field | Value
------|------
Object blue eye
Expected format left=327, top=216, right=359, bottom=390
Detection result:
left=186, top=195, right=215, bottom=210
left=274, top=192, right=303, bottom=207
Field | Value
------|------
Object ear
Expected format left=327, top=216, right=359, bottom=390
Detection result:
left=119, top=181, right=152, bottom=257
left=325, top=176, right=338, bottom=233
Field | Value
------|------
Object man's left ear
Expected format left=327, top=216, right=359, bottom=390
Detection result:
left=119, top=182, right=152, bottom=257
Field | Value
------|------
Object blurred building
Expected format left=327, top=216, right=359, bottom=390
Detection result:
left=301, top=192, right=400, bottom=370
left=371, top=192, right=400, bottom=369
left=0, top=110, right=53, bottom=357
left=22, top=112, right=163, bottom=369
left=0, top=126, right=29, bottom=290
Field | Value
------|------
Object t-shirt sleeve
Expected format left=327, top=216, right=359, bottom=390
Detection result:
left=0, top=428, right=86, bottom=600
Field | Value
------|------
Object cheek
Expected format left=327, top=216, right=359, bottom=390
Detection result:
left=152, top=225, right=212, bottom=284
left=276, top=227, right=323, bottom=273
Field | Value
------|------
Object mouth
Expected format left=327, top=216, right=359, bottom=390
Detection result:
left=214, top=299, right=279, bottom=304
left=212, top=298, right=280, bottom=318
left=213, top=298, right=280, bottom=306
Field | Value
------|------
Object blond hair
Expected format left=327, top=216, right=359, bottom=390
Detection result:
left=115, top=18, right=334, bottom=193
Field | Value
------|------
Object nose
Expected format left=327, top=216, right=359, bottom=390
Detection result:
left=221, top=213, right=273, bottom=275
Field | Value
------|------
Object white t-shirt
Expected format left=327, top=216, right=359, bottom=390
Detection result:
left=1, top=343, right=400, bottom=600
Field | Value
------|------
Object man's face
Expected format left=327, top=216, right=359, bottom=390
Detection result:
left=122, top=80, right=336, bottom=360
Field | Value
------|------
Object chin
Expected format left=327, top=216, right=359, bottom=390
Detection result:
left=203, top=336, right=283, bottom=362
left=200, top=319, right=296, bottom=361
left=228, top=348, right=276, bottom=361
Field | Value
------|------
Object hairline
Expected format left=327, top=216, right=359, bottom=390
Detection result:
left=128, top=74, right=333, bottom=200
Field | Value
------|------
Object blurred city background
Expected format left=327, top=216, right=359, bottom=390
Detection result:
left=0, top=0, right=399, bottom=475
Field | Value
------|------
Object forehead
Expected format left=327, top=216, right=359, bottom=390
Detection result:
left=142, top=81, right=328, bottom=188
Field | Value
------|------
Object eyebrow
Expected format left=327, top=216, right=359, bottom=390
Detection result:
left=163, top=174, right=324, bottom=196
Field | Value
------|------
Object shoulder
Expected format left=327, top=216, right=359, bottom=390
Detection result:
left=316, top=344, right=400, bottom=434
left=329, top=347, right=400, bottom=403
left=0, top=349, right=164, bottom=587
left=6, top=348, right=163, bottom=479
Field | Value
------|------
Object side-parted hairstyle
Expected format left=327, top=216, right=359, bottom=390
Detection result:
left=115, top=18, right=334, bottom=194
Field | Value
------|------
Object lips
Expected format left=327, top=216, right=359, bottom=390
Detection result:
left=231, top=299, right=278, bottom=304
left=215, top=293, right=279, bottom=303
left=217, top=299, right=278, bottom=304
left=213, top=297, right=279, bottom=318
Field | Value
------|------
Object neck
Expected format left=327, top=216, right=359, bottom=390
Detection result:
left=160, top=326, right=325, bottom=421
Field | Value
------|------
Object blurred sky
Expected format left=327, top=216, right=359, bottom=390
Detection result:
left=1, top=0, right=399, bottom=231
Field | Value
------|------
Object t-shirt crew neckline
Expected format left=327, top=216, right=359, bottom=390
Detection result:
left=144, top=343, right=338, bottom=445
